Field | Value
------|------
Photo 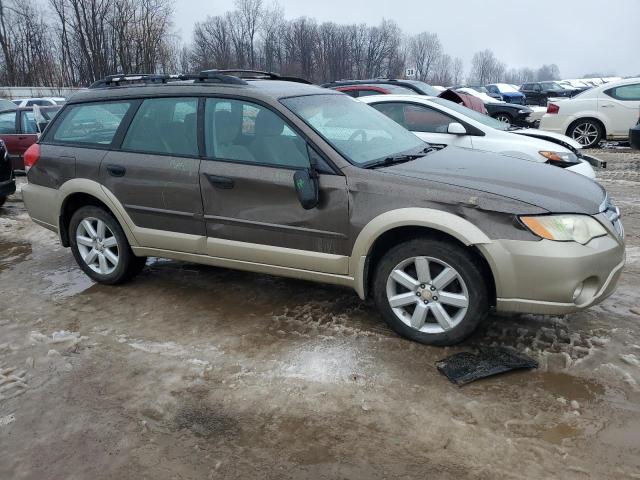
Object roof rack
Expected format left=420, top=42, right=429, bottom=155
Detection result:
left=88, top=71, right=249, bottom=89
left=88, top=69, right=312, bottom=89
left=204, top=69, right=312, bottom=84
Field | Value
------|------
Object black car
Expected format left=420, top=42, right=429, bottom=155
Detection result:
left=322, top=78, right=441, bottom=96
left=631, top=119, right=640, bottom=150
left=520, top=81, right=580, bottom=106
left=0, top=139, right=15, bottom=207
left=484, top=103, right=535, bottom=127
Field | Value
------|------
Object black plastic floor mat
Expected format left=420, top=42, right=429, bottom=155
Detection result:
left=436, top=347, right=538, bottom=385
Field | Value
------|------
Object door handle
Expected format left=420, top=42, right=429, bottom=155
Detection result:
left=106, top=164, right=126, bottom=177
left=205, top=174, right=234, bottom=189
left=601, top=104, right=614, bottom=108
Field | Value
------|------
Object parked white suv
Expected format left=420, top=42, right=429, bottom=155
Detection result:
left=359, top=95, right=597, bottom=178
left=539, top=78, right=640, bottom=148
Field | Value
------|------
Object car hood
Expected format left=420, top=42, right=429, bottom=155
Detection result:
left=511, top=129, right=582, bottom=151
left=379, top=147, right=605, bottom=214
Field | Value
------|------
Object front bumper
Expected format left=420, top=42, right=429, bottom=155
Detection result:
left=0, top=177, right=16, bottom=197
left=478, top=216, right=625, bottom=315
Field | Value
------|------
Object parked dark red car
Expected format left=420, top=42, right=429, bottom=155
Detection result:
left=0, top=106, right=61, bottom=171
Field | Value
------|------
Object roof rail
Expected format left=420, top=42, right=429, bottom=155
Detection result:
left=205, top=69, right=312, bottom=84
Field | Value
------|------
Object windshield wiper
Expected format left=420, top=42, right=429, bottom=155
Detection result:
left=363, top=147, right=438, bottom=169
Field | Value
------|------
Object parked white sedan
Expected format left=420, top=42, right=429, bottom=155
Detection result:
left=359, top=94, right=597, bottom=178
left=539, top=77, right=640, bottom=148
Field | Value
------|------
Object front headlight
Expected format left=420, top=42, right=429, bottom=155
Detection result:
left=539, top=150, right=579, bottom=164
left=520, top=215, right=607, bottom=244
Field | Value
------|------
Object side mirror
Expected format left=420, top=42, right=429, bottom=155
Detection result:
left=447, top=122, right=467, bottom=135
left=293, top=168, right=319, bottom=210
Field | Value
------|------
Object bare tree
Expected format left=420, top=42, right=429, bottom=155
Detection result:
left=469, top=49, right=505, bottom=85
left=451, top=57, right=464, bottom=85
left=408, top=32, right=441, bottom=82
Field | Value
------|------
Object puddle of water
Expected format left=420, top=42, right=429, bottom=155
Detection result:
left=42, top=267, right=95, bottom=298
left=541, top=422, right=581, bottom=445
left=0, top=241, right=31, bottom=271
left=535, top=372, right=605, bottom=402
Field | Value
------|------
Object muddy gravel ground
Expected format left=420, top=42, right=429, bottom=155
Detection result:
left=1, top=150, right=639, bottom=479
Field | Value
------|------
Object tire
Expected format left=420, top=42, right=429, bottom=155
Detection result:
left=373, top=238, right=489, bottom=346
left=568, top=119, right=603, bottom=149
left=492, top=112, right=513, bottom=126
left=69, top=206, right=146, bottom=285
left=539, top=97, right=547, bottom=107
left=0, top=196, right=6, bottom=207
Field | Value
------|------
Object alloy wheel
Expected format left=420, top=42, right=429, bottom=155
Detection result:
left=75, top=217, right=119, bottom=274
left=495, top=114, right=511, bottom=125
left=385, top=256, right=469, bottom=334
left=571, top=122, right=599, bottom=146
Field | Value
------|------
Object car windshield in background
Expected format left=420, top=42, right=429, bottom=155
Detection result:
left=282, top=94, right=426, bottom=166
left=429, top=97, right=510, bottom=131
left=541, top=82, right=563, bottom=90
left=402, top=80, right=440, bottom=96
left=496, top=84, right=519, bottom=93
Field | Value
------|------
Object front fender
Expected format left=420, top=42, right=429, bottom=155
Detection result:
left=349, top=208, right=492, bottom=298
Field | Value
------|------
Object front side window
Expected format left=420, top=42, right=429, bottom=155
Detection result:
left=204, top=98, right=309, bottom=168
left=373, top=102, right=453, bottom=133
left=52, top=102, right=131, bottom=145
left=21, top=111, right=38, bottom=134
left=0, top=111, right=16, bottom=134
left=122, top=97, right=198, bottom=156
left=606, top=84, right=640, bottom=101
left=282, top=94, right=425, bottom=166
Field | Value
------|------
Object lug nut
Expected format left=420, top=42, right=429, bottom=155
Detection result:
left=423, top=300, right=428, bottom=304
left=430, top=286, right=436, bottom=291
left=432, top=296, right=438, bottom=301
left=416, top=292, right=421, bottom=297
left=420, top=284, right=425, bottom=289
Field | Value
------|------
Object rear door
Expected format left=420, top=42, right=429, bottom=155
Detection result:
left=0, top=110, right=20, bottom=169
left=100, top=97, right=204, bottom=252
left=600, top=83, right=640, bottom=136
left=16, top=110, right=39, bottom=156
left=199, top=97, right=350, bottom=274
left=370, top=101, right=473, bottom=148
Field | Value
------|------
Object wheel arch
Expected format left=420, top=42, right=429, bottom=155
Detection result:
left=567, top=116, right=607, bottom=139
left=58, top=179, right=138, bottom=248
left=349, top=208, right=495, bottom=301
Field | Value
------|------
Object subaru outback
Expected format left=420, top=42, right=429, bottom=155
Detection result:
left=22, top=70, right=626, bottom=345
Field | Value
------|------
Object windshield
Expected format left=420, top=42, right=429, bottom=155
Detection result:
left=429, top=97, right=510, bottom=131
left=541, top=82, right=562, bottom=90
left=281, top=94, right=426, bottom=166
left=402, top=80, right=440, bottom=96
left=495, top=83, right=519, bottom=93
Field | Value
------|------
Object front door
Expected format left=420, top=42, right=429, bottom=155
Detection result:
left=199, top=97, right=350, bottom=274
left=99, top=97, right=204, bottom=252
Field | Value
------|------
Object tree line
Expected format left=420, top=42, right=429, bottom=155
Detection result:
left=0, top=0, right=569, bottom=88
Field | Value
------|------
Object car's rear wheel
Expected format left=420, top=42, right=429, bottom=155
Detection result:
left=492, top=113, right=513, bottom=126
left=373, top=238, right=489, bottom=346
left=0, top=196, right=6, bottom=207
left=69, top=206, right=146, bottom=284
left=568, top=119, right=603, bottom=148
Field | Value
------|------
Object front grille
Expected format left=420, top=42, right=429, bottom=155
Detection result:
left=601, top=195, right=624, bottom=238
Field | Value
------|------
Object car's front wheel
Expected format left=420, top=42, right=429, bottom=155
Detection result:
left=568, top=119, right=603, bottom=148
left=492, top=112, right=513, bottom=126
left=69, top=206, right=146, bottom=284
left=373, top=238, right=489, bottom=346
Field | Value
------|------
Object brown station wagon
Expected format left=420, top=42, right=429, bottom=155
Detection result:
left=22, top=70, right=625, bottom=345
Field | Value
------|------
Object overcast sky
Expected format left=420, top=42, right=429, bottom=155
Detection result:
left=172, top=0, right=638, bottom=79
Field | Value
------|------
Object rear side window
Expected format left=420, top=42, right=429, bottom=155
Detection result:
left=52, top=102, right=131, bottom=146
left=21, top=111, right=38, bottom=133
left=122, top=97, right=198, bottom=156
left=0, top=111, right=16, bottom=134
left=606, top=84, right=640, bottom=101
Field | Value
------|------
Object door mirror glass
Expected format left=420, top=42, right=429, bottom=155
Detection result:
left=447, top=122, right=467, bottom=135
left=293, top=169, right=319, bottom=210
